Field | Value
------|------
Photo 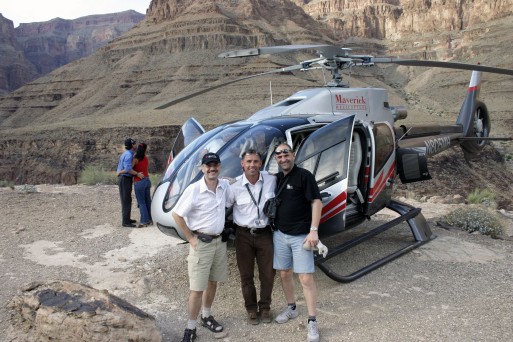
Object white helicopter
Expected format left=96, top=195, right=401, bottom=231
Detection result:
left=150, top=45, right=513, bottom=282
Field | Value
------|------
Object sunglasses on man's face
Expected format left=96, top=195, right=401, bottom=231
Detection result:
left=275, top=149, right=291, bottom=156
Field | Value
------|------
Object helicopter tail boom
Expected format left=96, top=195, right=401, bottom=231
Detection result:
left=396, top=70, right=496, bottom=157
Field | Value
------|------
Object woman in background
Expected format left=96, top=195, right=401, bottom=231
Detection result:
left=133, top=143, right=152, bottom=227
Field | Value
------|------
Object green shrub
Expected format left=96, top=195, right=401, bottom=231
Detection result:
left=466, top=188, right=496, bottom=208
left=442, top=206, right=504, bottom=238
left=149, top=173, right=161, bottom=187
left=18, top=184, right=37, bottom=193
left=0, top=180, right=14, bottom=189
left=79, top=164, right=117, bottom=185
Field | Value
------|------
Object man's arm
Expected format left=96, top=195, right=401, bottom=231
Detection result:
left=304, top=199, right=322, bottom=247
left=310, top=199, right=322, bottom=228
left=122, top=153, right=141, bottom=177
left=172, top=211, right=198, bottom=248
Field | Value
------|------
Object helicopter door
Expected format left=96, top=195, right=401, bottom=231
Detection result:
left=167, top=117, right=205, bottom=166
left=294, top=116, right=355, bottom=237
left=367, top=122, right=396, bottom=215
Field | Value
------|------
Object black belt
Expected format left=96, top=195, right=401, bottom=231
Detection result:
left=236, top=225, right=272, bottom=235
left=193, top=231, right=221, bottom=243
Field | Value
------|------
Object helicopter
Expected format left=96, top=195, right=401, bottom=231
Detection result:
left=150, top=45, right=513, bottom=283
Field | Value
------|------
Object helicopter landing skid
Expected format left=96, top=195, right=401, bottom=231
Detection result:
left=315, top=199, right=435, bottom=283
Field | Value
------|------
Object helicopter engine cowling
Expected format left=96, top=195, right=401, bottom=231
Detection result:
left=459, top=100, right=491, bottom=154
left=391, top=106, right=407, bottom=122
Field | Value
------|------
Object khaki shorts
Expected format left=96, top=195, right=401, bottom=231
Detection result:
left=187, top=238, right=228, bottom=291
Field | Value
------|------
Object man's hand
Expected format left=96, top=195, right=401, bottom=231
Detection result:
left=188, top=234, right=199, bottom=249
left=303, top=230, right=319, bottom=249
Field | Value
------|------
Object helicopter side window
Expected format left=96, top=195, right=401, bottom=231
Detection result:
left=373, top=123, right=395, bottom=176
left=299, top=139, right=317, bottom=173
left=292, top=133, right=306, bottom=152
left=264, top=136, right=283, bottom=174
left=296, top=140, right=347, bottom=189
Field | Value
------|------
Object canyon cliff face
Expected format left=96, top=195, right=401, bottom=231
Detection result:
left=298, top=0, right=513, bottom=40
left=0, top=10, right=144, bottom=95
left=0, top=0, right=512, bottom=187
left=0, top=0, right=334, bottom=130
left=0, top=14, right=38, bottom=96
left=0, top=126, right=179, bottom=185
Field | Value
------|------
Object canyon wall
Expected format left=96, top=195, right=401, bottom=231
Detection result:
left=0, top=0, right=512, bottom=185
left=0, top=11, right=144, bottom=95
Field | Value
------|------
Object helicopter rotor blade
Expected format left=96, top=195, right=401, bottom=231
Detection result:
left=157, top=45, right=513, bottom=110
left=155, top=64, right=304, bottom=110
left=369, top=58, right=513, bottom=76
left=219, top=44, right=351, bottom=59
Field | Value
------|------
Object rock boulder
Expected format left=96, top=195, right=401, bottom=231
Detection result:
left=6, top=280, right=161, bottom=342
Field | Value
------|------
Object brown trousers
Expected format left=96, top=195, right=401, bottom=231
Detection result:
left=235, top=226, right=275, bottom=313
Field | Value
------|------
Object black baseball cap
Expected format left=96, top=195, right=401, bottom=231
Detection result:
left=124, top=138, right=136, bottom=149
left=201, top=152, right=221, bottom=164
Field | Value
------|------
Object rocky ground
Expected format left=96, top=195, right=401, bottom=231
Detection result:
left=1, top=184, right=513, bottom=342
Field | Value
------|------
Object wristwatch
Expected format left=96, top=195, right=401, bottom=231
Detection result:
left=310, top=226, right=318, bottom=231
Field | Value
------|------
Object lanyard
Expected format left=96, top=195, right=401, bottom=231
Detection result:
left=245, top=181, right=263, bottom=219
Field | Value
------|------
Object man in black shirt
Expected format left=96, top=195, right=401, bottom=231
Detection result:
left=272, top=143, right=322, bottom=342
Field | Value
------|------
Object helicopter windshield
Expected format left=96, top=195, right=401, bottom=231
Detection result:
left=218, top=125, right=284, bottom=179
left=162, top=125, right=224, bottom=181
left=163, top=124, right=284, bottom=211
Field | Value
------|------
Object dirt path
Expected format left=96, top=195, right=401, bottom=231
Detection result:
left=1, top=185, right=512, bottom=341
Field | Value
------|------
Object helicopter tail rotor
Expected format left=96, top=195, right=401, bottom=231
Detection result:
left=458, top=100, right=491, bottom=154
left=455, top=70, right=492, bottom=154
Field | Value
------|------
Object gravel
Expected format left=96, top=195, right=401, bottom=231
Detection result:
left=1, top=184, right=512, bottom=342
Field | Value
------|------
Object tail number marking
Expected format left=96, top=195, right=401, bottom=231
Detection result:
left=425, top=136, right=450, bottom=155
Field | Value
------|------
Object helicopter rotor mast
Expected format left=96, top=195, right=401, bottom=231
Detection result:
left=219, top=44, right=365, bottom=87
left=220, top=44, right=513, bottom=79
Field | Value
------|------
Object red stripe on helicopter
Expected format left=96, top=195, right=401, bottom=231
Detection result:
left=368, top=162, right=395, bottom=202
left=320, top=191, right=347, bottom=223
left=468, top=85, right=480, bottom=92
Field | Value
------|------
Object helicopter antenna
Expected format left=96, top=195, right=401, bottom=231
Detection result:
left=321, top=67, right=327, bottom=85
left=347, top=64, right=353, bottom=87
left=269, top=81, right=273, bottom=105
left=397, top=127, right=413, bottom=141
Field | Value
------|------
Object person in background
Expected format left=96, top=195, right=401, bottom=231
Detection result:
left=172, top=152, right=231, bottom=342
left=272, top=142, right=322, bottom=342
left=228, top=149, right=276, bottom=325
left=133, top=143, right=152, bottom=227
left=116, top=138, right=142, bottom=228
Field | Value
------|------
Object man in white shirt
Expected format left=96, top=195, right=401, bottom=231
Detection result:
left=228, top=149, right=277, bottom=325
left=172, top=152, right=231, bottom=342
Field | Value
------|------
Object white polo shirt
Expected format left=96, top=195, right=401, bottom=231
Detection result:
left=228, top=171, right=276, bottom=228
left=173, top=177, right=231, bottom=235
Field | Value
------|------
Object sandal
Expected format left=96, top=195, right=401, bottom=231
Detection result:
left=201, top=315, right=223, bottom=332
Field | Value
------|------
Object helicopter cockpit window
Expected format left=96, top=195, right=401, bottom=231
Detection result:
left=373, top=123, right=395, bottom=176
left=163, top=125, right=223, bottom=181
left=219, top=126, right=283, bottom=179
left=163, top=125, right=247, bottom=210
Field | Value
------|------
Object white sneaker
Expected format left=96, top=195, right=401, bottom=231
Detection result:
left=275, top=306, right=299, bottom=324
left=307, top=320, right=319, bottom=342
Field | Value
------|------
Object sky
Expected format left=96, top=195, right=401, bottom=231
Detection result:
left=1, top=0, right=150, bottom=27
